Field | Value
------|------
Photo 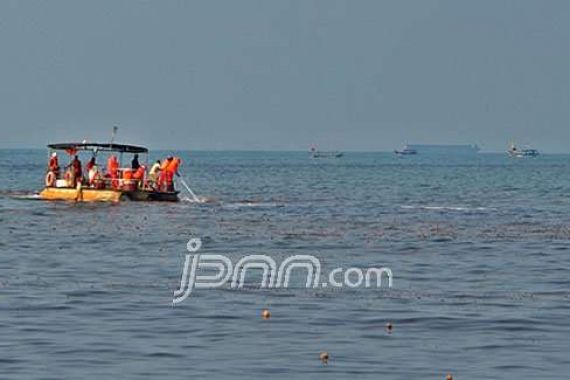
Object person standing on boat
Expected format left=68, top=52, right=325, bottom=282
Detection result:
left=71, top=155, right=83, bottom=185
left=107, top=155, right=119, bottom=176
left=158, top=156, right=173, bottom=191
left=131, top=154, right=140, bottom=170
left=86, top=157, right=96, bottom=173
left=48, top=152, right=60, bottom=177
left=107, top=154, right=119, bottom=189
left=148, top=160, right=161, bottom=187
left=88, top=163, right=102, bottom=188
left=165, top=157, right=181, bottom=192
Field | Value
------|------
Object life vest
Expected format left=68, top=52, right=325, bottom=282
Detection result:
left=123, top=169, right=133, bottom=180
left=111, top=176, right=119, bottom=190
left=166, top=158, right=181, bottom=174
left=49, top=157, right=59, bottom=172
left=133, top=166, right=145, bottom=180
left=107, top=155, right=119, bottom=176
left=160, top=159, right=171, bottom=171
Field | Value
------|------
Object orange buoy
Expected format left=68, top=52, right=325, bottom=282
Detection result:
left=261, top=309, right=271, bottom=320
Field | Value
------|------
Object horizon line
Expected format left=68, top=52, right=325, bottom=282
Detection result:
left=0, top=146, right=567, bottom=155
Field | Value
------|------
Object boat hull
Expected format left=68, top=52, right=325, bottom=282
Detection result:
left=39, top=187, right=179, bottom=202
left=394, top=150, right=417, bottom=155
left=123, top=190, right=180, bottom=202
left=311, top=152, right=343, bottom=158
left=507, top=150, right=539, bottom=158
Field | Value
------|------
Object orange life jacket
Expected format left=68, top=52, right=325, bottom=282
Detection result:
left=166, top=158, right=181, bottom=173
left=160, top=159, right=171, bottom=171
left=107, top=155, right=119, bottom=175
left=133, top=166, right=145, bottom=180
left=49, top=157, right=59, bottom=171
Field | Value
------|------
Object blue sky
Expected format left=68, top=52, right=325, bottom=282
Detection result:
left=1, top=0, right=569, bottom=152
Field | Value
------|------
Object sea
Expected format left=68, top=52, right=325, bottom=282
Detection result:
left=1, top=149, right=569, bottom=379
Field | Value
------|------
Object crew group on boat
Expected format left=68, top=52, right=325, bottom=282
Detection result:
left=46, top=152, right=181, bottom=192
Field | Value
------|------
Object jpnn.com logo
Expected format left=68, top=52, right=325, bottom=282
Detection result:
left=173, top=238, right=393, bottom=304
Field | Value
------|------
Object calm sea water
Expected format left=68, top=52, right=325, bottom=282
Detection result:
left=1, top=149, right=569, bottom=379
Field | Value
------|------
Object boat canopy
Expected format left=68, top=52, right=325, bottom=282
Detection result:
left=47, top=142, right=148, bottom=154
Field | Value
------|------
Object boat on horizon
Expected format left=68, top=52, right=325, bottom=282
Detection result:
left=39, top=142, right=180, bottom=202
left=507, top=142, right=539, bottom=158
left=309, top=145, right=343, bottom=159
left=394, top=145, right=418, bottom=155
left=403, top=144, right=480, bottom=155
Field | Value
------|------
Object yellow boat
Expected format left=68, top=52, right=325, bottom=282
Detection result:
left=39, top=142, right=180, bottom=202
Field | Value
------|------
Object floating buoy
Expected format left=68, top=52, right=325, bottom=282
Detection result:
left=386, top=322, right=393, bottom=333
left=261, top=309, right=271, bottom=320
left=320, top=351, right=329, bottom=364
left=445, top=374, right=453, bottom=380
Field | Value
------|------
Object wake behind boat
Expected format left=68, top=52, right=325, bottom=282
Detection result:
left=39, top=142, right=180, bottom=202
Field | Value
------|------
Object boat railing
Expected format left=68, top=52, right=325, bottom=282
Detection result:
left=46, top=173, right=166, bottom=192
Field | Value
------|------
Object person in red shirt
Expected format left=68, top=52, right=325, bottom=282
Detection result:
left=86, top=157, right=96, bottom=173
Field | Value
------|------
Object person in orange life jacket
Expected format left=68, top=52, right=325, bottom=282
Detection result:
left=107, top=155, right=119, bottom=175
left=133, top=165, right=146, bottom=188
left=107, top=155, right=120, bottom=189
left=165, top=157, right=181, bottom=192
left=158, top=156, right=173, bottom=191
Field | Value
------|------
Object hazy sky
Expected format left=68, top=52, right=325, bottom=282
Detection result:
left=1, top=0, right=569, bottom=152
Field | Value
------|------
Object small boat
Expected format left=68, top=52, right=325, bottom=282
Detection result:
left=309, top=145, right=343, bottom=159
left=507, top=142, right=539, bottom=158
left=394, top=145, right=418, bottom=155
left=401, top=144, right=480, bottom=155
left=39, top=142, right=180, bottom=202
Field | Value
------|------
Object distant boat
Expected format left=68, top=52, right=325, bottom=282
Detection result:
left=309, top=145, right=343, bottom=159
left=394, top=145, right=418, bottom=155
left=404, top=144, right=480, bottom=155
left=507, top=142, right=539, bottom=158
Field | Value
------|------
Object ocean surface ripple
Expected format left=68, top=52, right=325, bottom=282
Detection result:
left=1, top=150, right=569, bottom=379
